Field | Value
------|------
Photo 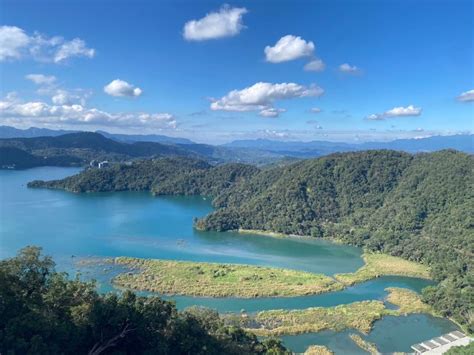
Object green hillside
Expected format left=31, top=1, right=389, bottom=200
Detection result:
left=29, top=150, right=474, bottom=331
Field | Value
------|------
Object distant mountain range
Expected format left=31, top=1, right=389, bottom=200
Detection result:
left=223, top=134, right=474, bottom=155
left=0, top=131, right=283, bottom=169
left=0, top=126, right=195, bottom=145
left=0, top=125, right=472, bottom=169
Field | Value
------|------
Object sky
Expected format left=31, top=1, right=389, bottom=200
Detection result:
left=0, top=0, right=473, bottom=144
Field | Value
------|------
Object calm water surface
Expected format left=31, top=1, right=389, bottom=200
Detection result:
left=0, top=167, right=459, bottom=353
left=282, top=314, right=459, bottom=354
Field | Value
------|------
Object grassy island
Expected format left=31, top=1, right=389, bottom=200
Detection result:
left=303, top=345, right=334, bottom=355
left=385, top=287, right=436, bottom=315
left=107, top=251, right=433, bottom=300
left=334, top=252, right=431, bottom=285
left=110, top=257, right=343, bottom=298
left=349, top=334, right=379, bottom=355
left=247, top=300, right=386, bottom=336
left=240, top=288, right=437, bottom=336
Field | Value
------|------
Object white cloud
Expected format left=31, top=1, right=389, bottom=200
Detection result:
left=25, top=74, right=57, bottom=85
left=51, top=89, right=89, bottom=106
left=367, top=105, right=422, bottom=120
left=304, top=59, right=325, bottom=72
left=210, top=82, right=324, bottom=114
left=0, top=25, right=95, bottom=63
left=265, top=35, right=315, bottom=63
left=104, top=79, right=142, bottom=97
left=54, top=38, right=95, bottom=63
left=339, top=63, right=360, bottom=73
left=259, top=107, right=286, bottom=118
left=457, top=89, right=474, bottom=102
left=183, top=5, right=247, bottom=41
left=310, top=107, right=322, bottom=113
left=0, top=93, right=175, bottom=129
left=24, top=74, right=90, bottom=106
left=0, top=26, right=30, bottom=60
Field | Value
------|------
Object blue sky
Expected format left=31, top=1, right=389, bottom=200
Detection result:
left=0, top=0, right=473, bottom=143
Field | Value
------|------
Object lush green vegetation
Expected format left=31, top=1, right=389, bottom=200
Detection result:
left=196, top=150, right=473, bottom=331
left=29, top=150, right=474, bottom=331
left=108, top=257, right=342, bottom=298
left=28, top=157, right=259, bottom=195
left=0, top=146, right=82, bottom=169
left=445, top=342, right=474, bottom=354
left=107, top=253, right=430, bottom=298
left=0, top=247, right=290, bottom=354
left=334, top=252, right=431, bottom=285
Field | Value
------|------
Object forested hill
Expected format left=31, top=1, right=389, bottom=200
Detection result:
left=29, top=150, right=473, bottom=331
left=197, top=150, right=473, bottom=331
left=28, top=157, right=260, bottom=195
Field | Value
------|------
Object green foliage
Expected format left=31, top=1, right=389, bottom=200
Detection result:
left=29, top=157, right=259, bottom=195
left=28, top=150, right=474, bottom=331
left=445, top=342, right=474, bottom=354
left=0, top=247, right=289, bottom=354
left=196, top=150, right=473, bottom=331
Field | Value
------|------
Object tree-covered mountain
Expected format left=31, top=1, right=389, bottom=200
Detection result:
left=29, top=150, right=474, bottom=331
left=28, top=157, right=259, bottom=196
left=0, top=246, right=288, bottom=354
left=197, top=150, right=473, bottom=331
left=96, top=130, right=195, bottom=145
left=0, top=146, right=83, bottom=169
left=0, top=125, right=78, bottom=138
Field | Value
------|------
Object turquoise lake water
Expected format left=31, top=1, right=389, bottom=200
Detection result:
left=0, top=167, right=459, bottom=353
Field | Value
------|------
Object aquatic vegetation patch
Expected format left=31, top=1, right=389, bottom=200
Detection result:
left=385, top=287, right=436, bottom=316
left=303, top=345, right=334, bottom=355
left=349, top=334, right=380, bottom=354
left=244, top=301, right=387, bottom=336
left=334, top=252, right=431, bottom=285
left=238, top=288, right=436, bottom=336
left=110, top=257, right=344, bottom=298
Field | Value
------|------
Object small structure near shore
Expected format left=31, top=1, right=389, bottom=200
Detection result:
left=98, top=161, right=109, bottom=169
left=411, top=331, right=471, bottom=354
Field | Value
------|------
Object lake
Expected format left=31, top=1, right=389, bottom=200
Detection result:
left=0, top=167, right=459, bottom=353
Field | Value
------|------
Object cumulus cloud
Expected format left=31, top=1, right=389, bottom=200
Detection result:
left=310, top=107, right=322, bottom=114
left=104, top=79, right=142, bottom=97
left=210, top=82, right=324, bottom=115
left=304, top=59, right=325, bottom=72
left=339, top=63, right=360, bottom=73
left=0, top=25, right=95, bottom=63
left=259, top=107, right=286, bottom=118
left=54, top=38, right=95, bottom=63
left=183, top=5, right=247, bottom=41
left=0, top=26, right=30, bottom=61
left=457, top=89, right=474, bottom=102
left=265, top=35, right=315, bottom=63
left=0, top=93, right=175, bottom=129
left=25, top=74, right=57, bottom=85
left=367, top=105, right=422, bottom=120
left=25, top=74, right=90, bottom=106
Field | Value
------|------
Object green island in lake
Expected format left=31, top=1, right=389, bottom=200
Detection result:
left=107, top=251, right=430, bottom=298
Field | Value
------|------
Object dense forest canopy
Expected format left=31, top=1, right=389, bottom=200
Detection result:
left=0, top=247, right=289, bottom=354
left=28, top=150, right=474, bottom=331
